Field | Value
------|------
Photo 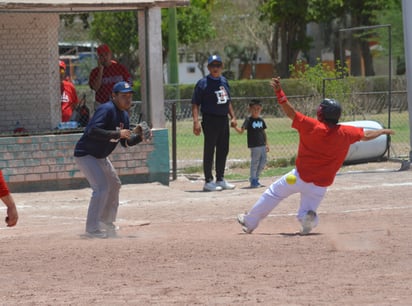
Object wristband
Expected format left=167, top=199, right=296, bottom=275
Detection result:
left=276, top=89, right=287, bottom=104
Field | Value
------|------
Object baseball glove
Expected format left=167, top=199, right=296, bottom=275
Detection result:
left=132, top=121, right=152, bottom=142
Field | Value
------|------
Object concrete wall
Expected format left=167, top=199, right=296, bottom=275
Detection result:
left=0, top=13, right=61, bottom=132
left=0, top=129, right=170, bottom=192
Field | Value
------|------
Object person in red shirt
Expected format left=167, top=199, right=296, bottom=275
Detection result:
left=89, top=44, right=132, bottom=109
left=60, top=61, right=79, bottom=122
left=0, top=170, right=18, bottom=227
left=237, top=77, right=394, bottom=235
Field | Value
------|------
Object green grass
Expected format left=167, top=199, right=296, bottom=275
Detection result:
left=167, top=111, right=410, bottom=178
left=168, top=112, right=409, bottom=158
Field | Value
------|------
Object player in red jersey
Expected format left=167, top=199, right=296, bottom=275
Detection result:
left=238, top=77, right=394, bottom=235
left=89, top=44, right=132, bottom=109
left=60, top=60, right=79, bottom=122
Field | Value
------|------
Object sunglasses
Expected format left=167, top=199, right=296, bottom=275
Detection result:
left=209, top=63, right=222, bottom=68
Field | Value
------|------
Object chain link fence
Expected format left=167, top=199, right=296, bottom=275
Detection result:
left=0, top=12, right=410, bottom=174
left=158, top=91, right=410, bottom=173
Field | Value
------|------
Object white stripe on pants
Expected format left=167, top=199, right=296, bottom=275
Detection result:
left=243, top=169, right=326, bottom=231
left=75, top=155, right=121, bottom=233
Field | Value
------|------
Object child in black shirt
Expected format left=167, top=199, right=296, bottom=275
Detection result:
left=233, top=99, right=269, bottom=188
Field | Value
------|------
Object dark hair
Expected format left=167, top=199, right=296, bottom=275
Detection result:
left=249, top=99, right=262, bottom=106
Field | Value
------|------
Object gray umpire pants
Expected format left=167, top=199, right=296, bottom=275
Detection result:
left=75, top=155, right=121, bottom=233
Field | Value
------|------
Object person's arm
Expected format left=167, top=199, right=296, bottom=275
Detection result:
left=228, top=102, right=237, bottom=128
left=233, top=125, right=244, bottom=134
left=270, top=77, right=297, bottom=120
left=89, top=63, right=104, bottom=91
left=263, top=130, right=270, bottom=152
left=2, top=194, right=18, bottom=227
left=192, top=103, right=201, bottom=136
left=361, top=129, right=394, bottom=141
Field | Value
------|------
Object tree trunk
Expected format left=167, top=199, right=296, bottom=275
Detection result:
left=360, top=40, right=375, bottom=76
left=350, top=37, right=362, bottom=76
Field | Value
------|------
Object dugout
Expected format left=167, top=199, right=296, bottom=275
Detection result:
left=0, top=0, right=189, bottom=191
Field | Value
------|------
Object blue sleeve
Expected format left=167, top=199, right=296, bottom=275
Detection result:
left=84, top=106, right=119, bottom=141
left=191, top=79, right=204, bottom=105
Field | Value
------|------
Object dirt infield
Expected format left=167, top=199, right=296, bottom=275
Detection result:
left=1, top=163, right=412, bottom=305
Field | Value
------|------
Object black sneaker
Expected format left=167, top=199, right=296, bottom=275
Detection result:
left=85, top=230, right=108, bottom=239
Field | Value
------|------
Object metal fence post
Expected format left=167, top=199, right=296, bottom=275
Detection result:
left=172, top=102, right=177, bottom=180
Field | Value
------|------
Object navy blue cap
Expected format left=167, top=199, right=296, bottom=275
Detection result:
left=207, top=55, right=222, bottom=65
left=112, top=81, right=134, bottom=93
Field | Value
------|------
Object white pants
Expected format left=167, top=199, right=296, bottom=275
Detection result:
left=243, top=169, right=327, bottom=231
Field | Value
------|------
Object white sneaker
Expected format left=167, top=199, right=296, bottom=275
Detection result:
left=203, top=181, right=223, bottom=192
left=237, top=213, right=253, bottom=234
left=216, top=180, right=235, bottom=190
left=100, top=222, right=120, bottom=231
left=300, top=210, right=317, bottom=235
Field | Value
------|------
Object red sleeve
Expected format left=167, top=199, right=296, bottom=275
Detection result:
left=292, top=111, right=317, bottom=130
left=0, top=170, right=10, bottom=197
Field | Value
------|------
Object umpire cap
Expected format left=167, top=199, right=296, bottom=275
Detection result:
left=317, top=98, right=342, bottom=124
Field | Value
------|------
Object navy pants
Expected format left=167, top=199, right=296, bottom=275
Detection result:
left=201, top=114, right=229, bottom=182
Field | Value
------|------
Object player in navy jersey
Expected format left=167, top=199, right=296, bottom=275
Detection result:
left=191, top=55, right=237, bottom=191
left=74, top=81, right=146, bottom=238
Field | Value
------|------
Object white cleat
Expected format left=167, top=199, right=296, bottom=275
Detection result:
left=237, top=213, right=253, bottom=234
left=300, top=210, right=317, bottom=235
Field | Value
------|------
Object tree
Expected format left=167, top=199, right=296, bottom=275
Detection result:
left=258, top=0, right=315, bottom=77
left=374, top=0, right=404, bottom=74
left=308, top=0, right=390, bottom=77
left=258, top=0, right=391, bottom=77
left=90, top=11, right=139, bottom=76
left=165, top=0, right=216, bottom=76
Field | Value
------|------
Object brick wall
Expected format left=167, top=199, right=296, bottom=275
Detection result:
left=0, top=129, right=170, bottom=192
left=0, top=13, right=60, bottom=133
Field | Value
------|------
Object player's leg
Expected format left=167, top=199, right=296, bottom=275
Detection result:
left=215, top=116, right=229, bottom=182
left=201, top=116, right=218, bottom=183
left=249, top=146, right=260, bottom=186
left=240, top=172, right=299, bottom=232
left=297, top=182, right=327, bottom=234
left=255, top=146, right=267, bottom=184
left=75, top=156, right=110, bottom=234
left=99, top=158, right=121, bottom=227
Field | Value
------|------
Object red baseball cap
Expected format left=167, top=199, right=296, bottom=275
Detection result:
left=97, top=44, right=111, bottom=55
left=59, top=60, right=66, bottom=70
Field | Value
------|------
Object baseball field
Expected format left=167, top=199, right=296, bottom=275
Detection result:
left=1, top=161, right=411, bottom=305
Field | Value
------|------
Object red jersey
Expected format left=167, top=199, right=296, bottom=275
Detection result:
left=0, top=170, right=10, bottom=197
left=61, top=80, right=79, bottom=122
left=88, top=60, right=131, bottom=103
left=292, top=112, right=364, bottom=187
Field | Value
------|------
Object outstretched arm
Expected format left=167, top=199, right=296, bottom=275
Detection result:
left=362, top=129, right=394, bottom=141
left=270, top=77, right=296, bottom=120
